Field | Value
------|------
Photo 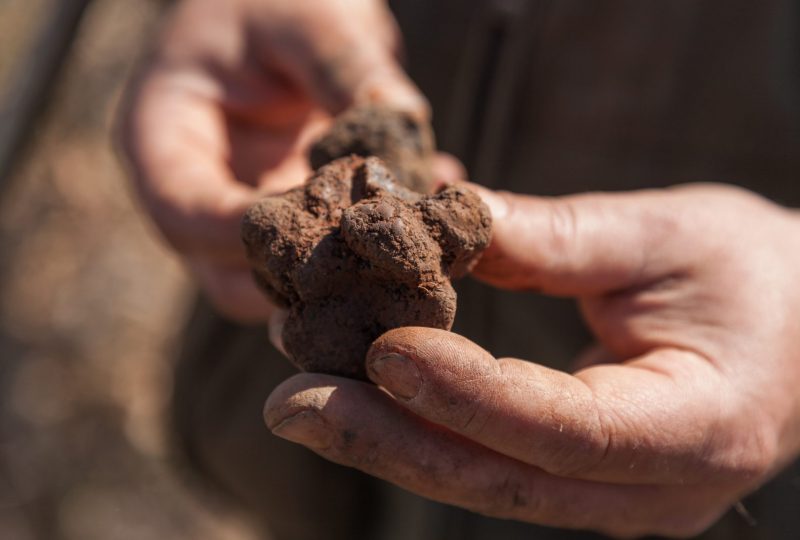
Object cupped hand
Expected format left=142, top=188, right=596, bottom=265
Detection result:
left=118, top=0, right=426, bottom=321
left=264, top=183, right=800, bottom=537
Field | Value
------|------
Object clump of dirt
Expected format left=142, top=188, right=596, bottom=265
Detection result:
left=309, top=105, right=435, bottom=194
left=242, top=156, right=491, bottom=378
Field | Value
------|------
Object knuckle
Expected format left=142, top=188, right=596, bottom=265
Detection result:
left=542, top=393, right=614, bottom=478
left=421, top=355, right=501, bottom=433
left=434, top=375, right=497, bottom=434
left=457, top=376, right=501, bottom=436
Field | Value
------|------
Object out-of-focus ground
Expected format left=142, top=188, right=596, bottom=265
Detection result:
left=0, top=1, right=260, bottom=538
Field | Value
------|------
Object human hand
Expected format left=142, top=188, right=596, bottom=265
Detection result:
left=263, top=183, right=800, bottom=537
left=118, top=0, right=426, bottom=321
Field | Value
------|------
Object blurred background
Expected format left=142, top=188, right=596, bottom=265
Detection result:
left=4, top=2, right=800, bottom=540
left=0, top=1, right=260, bottom=537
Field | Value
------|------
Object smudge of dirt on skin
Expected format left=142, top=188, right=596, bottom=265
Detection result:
left=341, top=429, right=357, bottom=448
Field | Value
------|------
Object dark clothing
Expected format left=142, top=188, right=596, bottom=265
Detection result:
left=172, top=1, right=800, bottom=538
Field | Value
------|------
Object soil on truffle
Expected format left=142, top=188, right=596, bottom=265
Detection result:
left=242, top=156, right=491, bottom=379
left=309, top=105, right=436, bottom=194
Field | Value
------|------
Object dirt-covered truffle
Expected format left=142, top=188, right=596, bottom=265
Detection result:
left=309, top=105, right=435, bottom=193
left=242, top=156, right=491, bottom=378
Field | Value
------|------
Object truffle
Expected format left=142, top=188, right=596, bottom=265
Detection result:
left=242, top=156, right=491, bottom=378
left=309, top=105, right=435, bottom=194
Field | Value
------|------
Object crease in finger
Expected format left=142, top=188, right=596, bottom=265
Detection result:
left=263, top=373, right=725, bottom=538
left=368, top=328, right=728, bottom=486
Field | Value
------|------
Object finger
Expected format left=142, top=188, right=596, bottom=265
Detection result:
left=467, top=184, right=691, bottom=296
left=191, top=261, right=274, bottom=322
left=264, top=374, right=729, bottom=538
left=431, top=152, right=468, bottom=189
left=259, top=3, right=429, bottom=119
left=366, top=327, right=757, bottom=486
left=120, top=74, right=258, bottom=264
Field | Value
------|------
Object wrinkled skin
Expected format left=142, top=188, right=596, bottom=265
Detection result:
left=118, top=0, right=427, bottom=321
left=242, top=156, right=490, bottom=378
left=265, top=183, right=800, bottom=538
left=120, top=0, right=800, bottom=537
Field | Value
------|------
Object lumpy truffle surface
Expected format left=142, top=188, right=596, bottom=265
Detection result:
left=242, top=156, right=491, bottom=378
left=309, top=105, right=435, bottom=194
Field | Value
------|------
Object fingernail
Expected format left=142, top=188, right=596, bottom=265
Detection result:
left=270, top=409, right=333, bottom=450
left=368, top=353, right=421, bottom=400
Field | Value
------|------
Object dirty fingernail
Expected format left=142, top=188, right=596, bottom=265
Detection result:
left=270, top=410, right=333, bottom=450
left=368, top=353, right=421, bottom=400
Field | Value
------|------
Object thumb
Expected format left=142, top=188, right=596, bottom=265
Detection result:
left=269, top=4, right=429, bottom=119
left=470, top=184, right=686, bottom=296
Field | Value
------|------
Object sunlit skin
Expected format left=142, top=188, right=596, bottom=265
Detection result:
left=121, top=1, right=800, bottom=537
left=266, top=184, right=800, bottom=537
left=118, top=0, right=427, bottom=321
